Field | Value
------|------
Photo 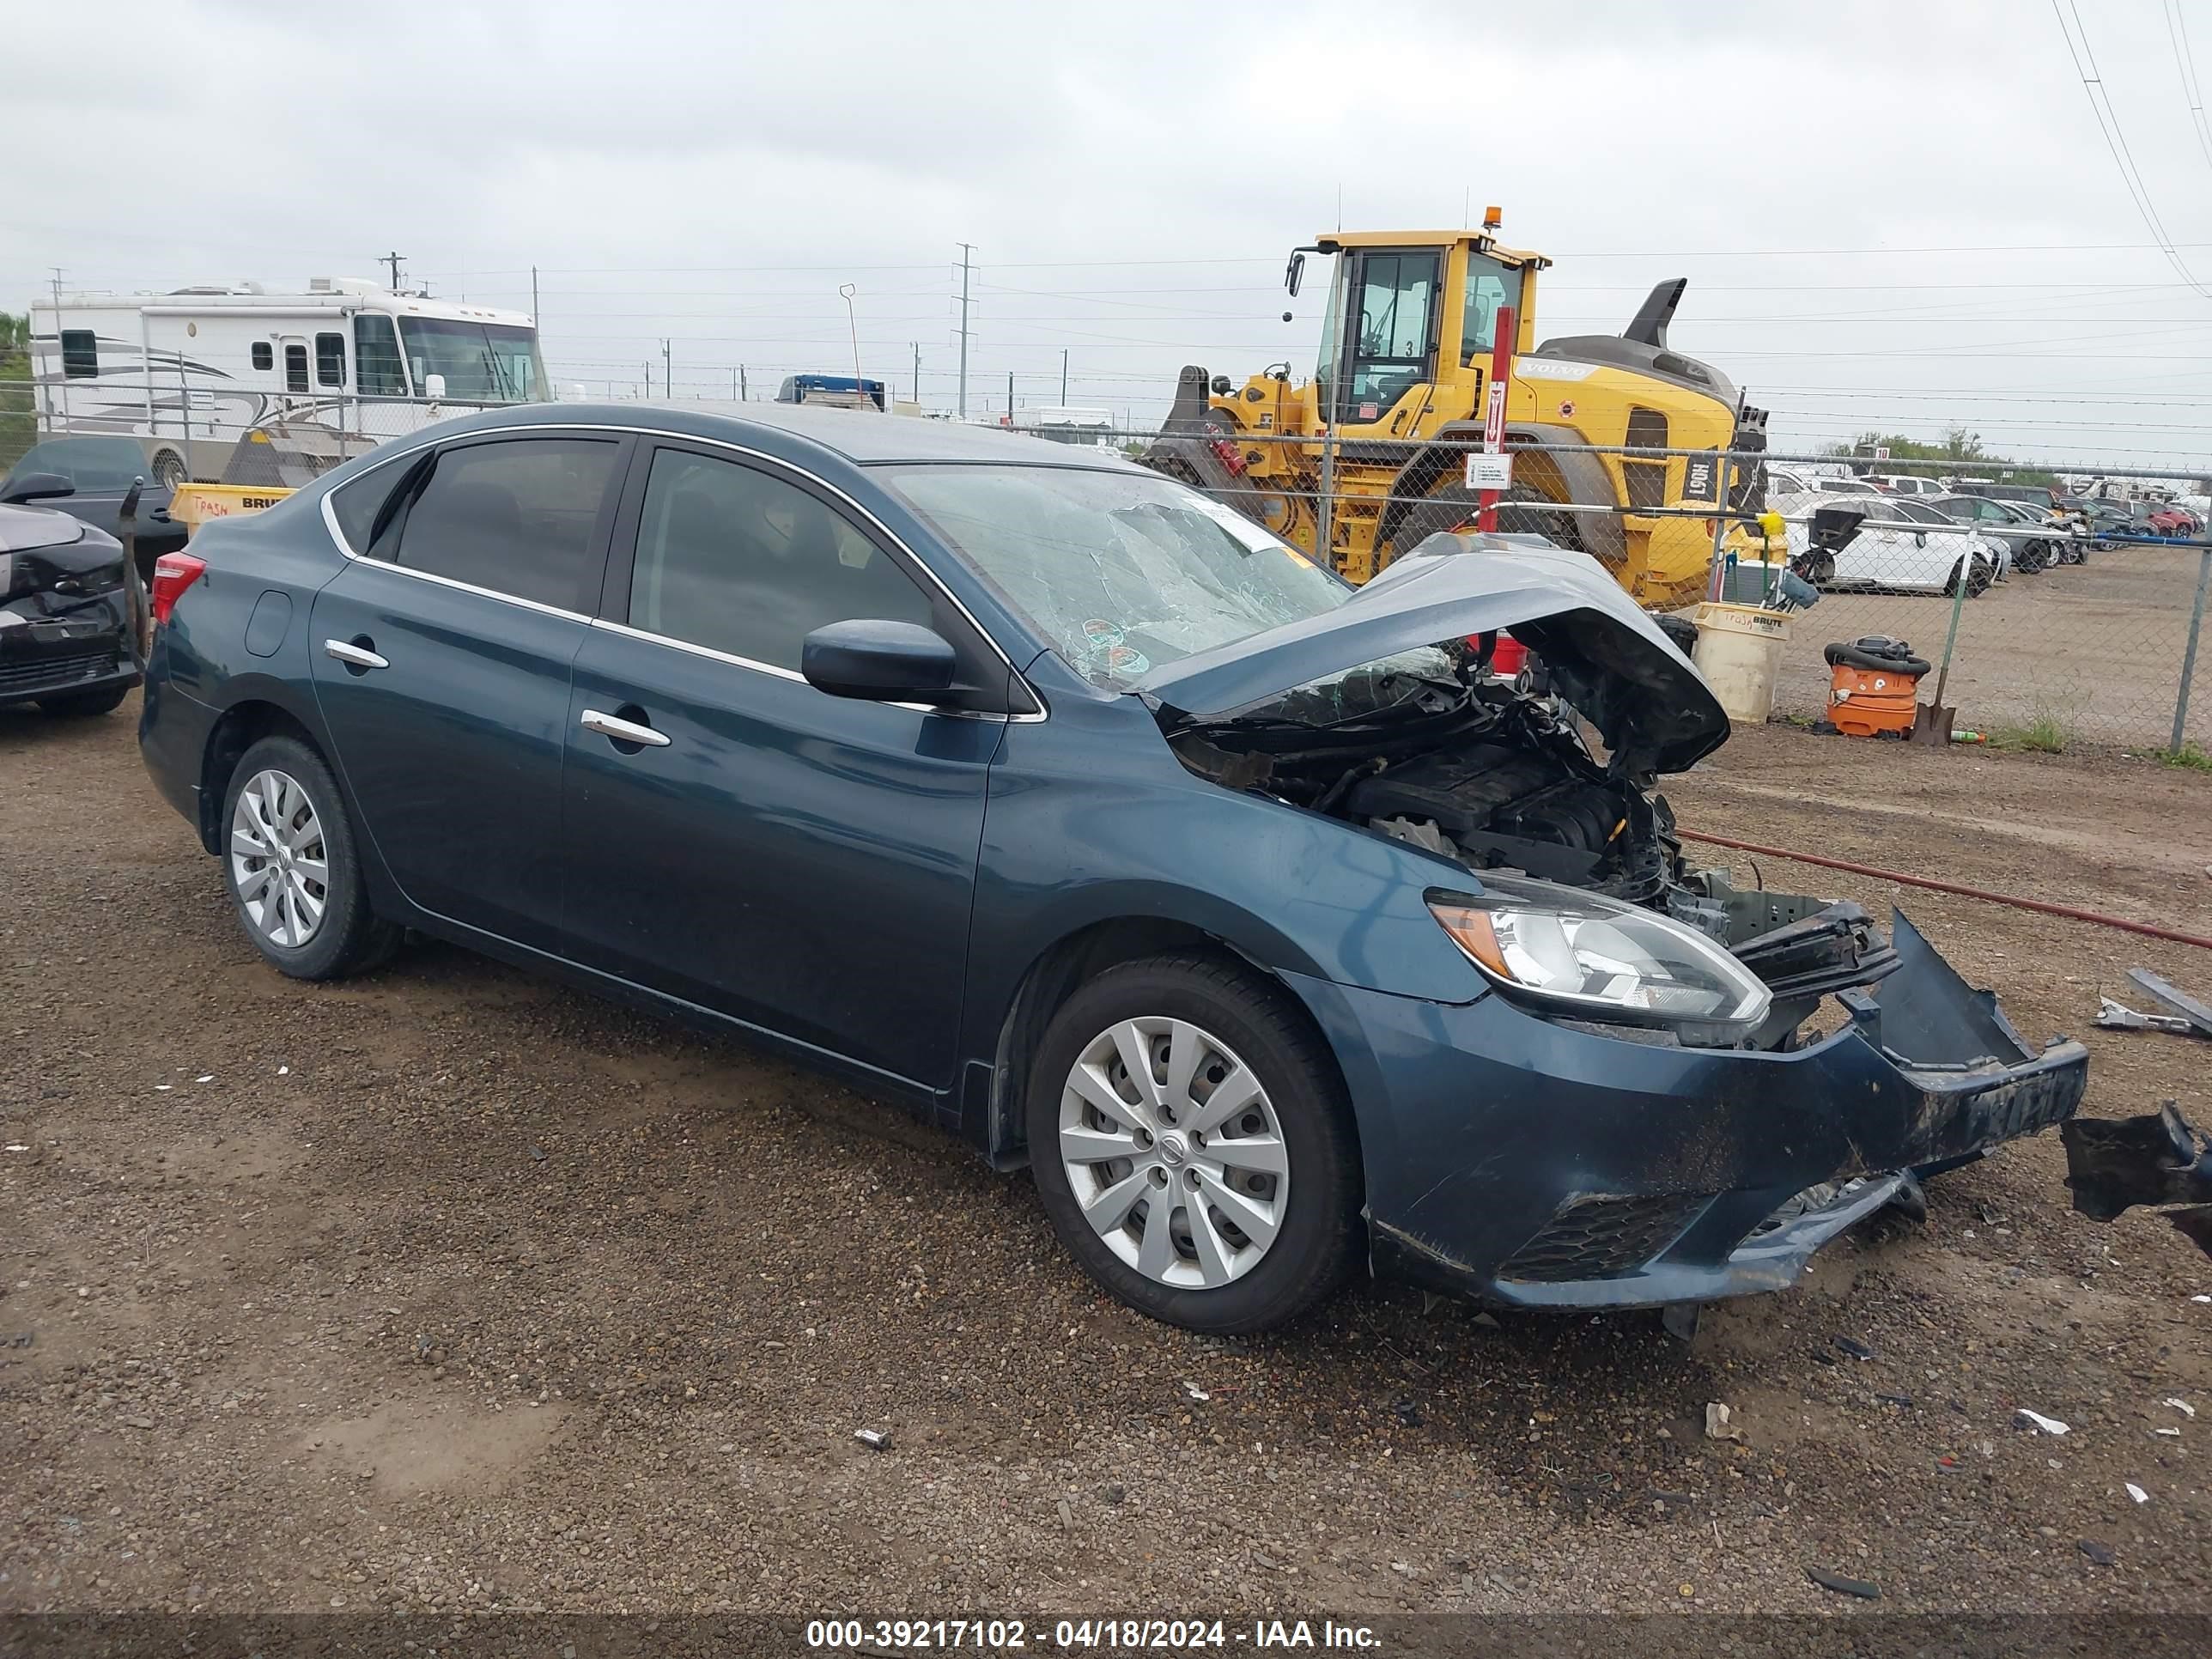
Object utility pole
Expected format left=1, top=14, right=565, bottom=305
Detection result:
left=1060, top=349, right=1068, bottom=404
left=731, top=367, right=738, bottom=400
left=956, top=242, right=975, bottom=420
left=661, top=338, right=672, bottom=399
left=380, top=251, right=406, bottom=290
left=839, top=283, right=864, bottom=394
left=912, top=342, right=921, bottom=404
left=739, top=364, right=748, bottom=401
left=531, top=264, right=539, bottom=322
left=1006, top=369, right=1014, bottom=428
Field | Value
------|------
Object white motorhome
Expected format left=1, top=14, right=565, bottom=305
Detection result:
left=28, top=278, right=549, bottom=485
left=1012, top=405, right=1116, bottom=448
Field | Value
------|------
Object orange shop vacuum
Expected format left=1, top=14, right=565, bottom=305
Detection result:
left=1820, top=635, right=1931, bottom=738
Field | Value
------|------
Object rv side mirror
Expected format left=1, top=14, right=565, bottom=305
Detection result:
left=1285, top=251, right=1304, bottom=297
left=1, top=471, right=74, bottom=505
left=422, top=374, right=447, bottom=400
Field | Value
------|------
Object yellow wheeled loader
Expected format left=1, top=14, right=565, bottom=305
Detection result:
left=1143, top=216, right=1770, bottom=605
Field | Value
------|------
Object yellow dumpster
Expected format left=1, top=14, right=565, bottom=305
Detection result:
left=167, top=483, right=295, bottom=532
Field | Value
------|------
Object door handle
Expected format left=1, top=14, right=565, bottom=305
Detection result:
left=580, top=708, right=672, bottom=748
left=324, top=638, right=388, bottom=670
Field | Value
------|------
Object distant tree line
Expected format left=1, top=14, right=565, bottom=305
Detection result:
left=2, top=310, right=33, bottom=471
left=1820, top=425, right=2060, bottom=488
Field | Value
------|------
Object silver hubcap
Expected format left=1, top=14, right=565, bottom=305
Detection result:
left=1058, top=1017, right=1290, bottom=1290
left=228, top=769, right=329, bottom=948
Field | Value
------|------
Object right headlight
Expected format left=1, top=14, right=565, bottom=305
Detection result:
left=1428, top=873, right=1771, bottom=1044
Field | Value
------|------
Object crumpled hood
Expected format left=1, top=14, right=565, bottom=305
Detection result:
left=1140, top=532, right=1732, bottom=775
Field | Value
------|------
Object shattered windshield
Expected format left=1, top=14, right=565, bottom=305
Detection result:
left=880, top=464, right=1358, bottom=687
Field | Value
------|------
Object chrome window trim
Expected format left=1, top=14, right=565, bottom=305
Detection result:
left=586, top=617, right=1033, bottom=723
left=318, top=421, right=1047, bottom=720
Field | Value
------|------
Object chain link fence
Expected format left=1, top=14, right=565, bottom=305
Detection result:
left=1111, top=418, right=2212, bottom=754
left=5, top=369, right=2207, bottom=752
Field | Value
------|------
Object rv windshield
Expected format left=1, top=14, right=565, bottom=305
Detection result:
left=396, top=319, right=546, bottom=403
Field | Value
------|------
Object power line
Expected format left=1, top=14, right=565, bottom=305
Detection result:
left=2165, top=0, right=2212, bottom=179
left=2051, top=0, right=2212, bottom=300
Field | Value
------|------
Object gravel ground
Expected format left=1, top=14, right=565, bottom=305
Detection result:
left=3, top=700, right=2209, bottom=1622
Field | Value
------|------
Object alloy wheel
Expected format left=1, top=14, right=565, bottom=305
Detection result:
left=1058, top=1017, right=1290, bottom=1290
left=228, top=769, right=330, bottom=948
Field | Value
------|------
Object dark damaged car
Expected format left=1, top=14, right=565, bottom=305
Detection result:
left=133, top=404, right=2087, bottom=1334
left=1, top=500, right=147, bottom=718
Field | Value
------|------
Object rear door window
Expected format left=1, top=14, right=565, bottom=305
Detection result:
left=385, top=437, right=623, bottom=611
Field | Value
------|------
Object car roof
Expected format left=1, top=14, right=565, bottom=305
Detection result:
left=454, top=399, right=1145, bottom=471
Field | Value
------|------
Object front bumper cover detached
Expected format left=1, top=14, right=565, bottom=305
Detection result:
left=1303, top=911, right=2087, bottom=1310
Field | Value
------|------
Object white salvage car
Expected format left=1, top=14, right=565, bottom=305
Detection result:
left=1785, top=493, right=1999, bottom=597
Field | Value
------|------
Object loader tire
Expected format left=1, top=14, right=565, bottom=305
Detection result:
left=1385, top=478, right=1620, bottom=572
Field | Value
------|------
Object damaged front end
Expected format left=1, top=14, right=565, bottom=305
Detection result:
left=1146, top=535, right=2087, bottom=1307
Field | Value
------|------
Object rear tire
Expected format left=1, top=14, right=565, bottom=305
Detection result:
left=150, top=448, right=187, bottom=491
left=219, top=734, right=401, bottom=981
left=38, top=684, right=129, bottom=718
left=1025, top=954, right=1362, bottom=1334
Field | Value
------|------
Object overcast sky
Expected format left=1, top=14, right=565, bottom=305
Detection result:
left=12, top=0, right=2212, bottom=468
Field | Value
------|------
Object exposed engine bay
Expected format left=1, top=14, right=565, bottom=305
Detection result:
left=1163, top=647, right=1895, bottom=1049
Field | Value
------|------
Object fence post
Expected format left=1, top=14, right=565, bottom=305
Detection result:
left=2172, top=544, right=2212, bottom=753
left=1703, top=453, right=1735, bottom=600
left=1928, top=545, right=1973, bottom=715
left=1316, top=421, right=1339, bottom=574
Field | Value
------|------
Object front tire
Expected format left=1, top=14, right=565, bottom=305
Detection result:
left=1026, top=954, right=1361, bottom=1334
left=220, top=735, right=400, bottom=980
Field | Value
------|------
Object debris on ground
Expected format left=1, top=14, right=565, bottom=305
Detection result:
left=1705, top=1403, right=1746, bottom=1443
left=1180, top=1381, right=1210, bottom=1403
left=1833, top=1335, right=1876, bottom=1361
left=2129, top=969, right=2212, bottom=1039
left=2127, top=1483, right=2150, bottom=1504
left=2078, top=1539, right=2118, bottom=1567
left=854, top=1428, right=891, bottom=1451
left=1805, top=1565, right=1881, bottom=1599
left=2061, top=1101, right=2212, bottom=1261
left=2015, top=1409, right=2070, bottom=1436
left=1393, top=1396, right=1422, bottom=1428
left=2095, top=997, right=2194, bottom=1035
left=2165, top=1397, right=2197, bottom=1418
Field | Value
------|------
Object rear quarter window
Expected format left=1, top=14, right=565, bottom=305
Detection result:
left=327, top=456, right=422, bottom=558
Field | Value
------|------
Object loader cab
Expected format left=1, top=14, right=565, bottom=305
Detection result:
left=1308, top=231, right=1543, bottom=431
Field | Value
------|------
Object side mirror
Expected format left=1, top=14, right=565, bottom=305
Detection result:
left=1285, top=250, right=1305, bottom=297
left=801, top=619, right=958, bottom=702
left=422, top=373, right=447, bottom=400
left=2, top=471, right=75, bottom=505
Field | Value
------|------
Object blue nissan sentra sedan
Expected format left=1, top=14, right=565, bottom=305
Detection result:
left=138, top=403, right=2086, bottom=1334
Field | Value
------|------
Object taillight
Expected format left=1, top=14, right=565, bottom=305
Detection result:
left=150, top=551, right=208, bottom=624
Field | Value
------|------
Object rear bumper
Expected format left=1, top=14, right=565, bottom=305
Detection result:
left=1290, top=913, right=2087, bottom=1310
left=137, top=662, right=221, bottom=842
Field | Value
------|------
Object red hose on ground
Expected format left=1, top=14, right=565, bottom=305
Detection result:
left=1680, top=829, right=2212, bottom=952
